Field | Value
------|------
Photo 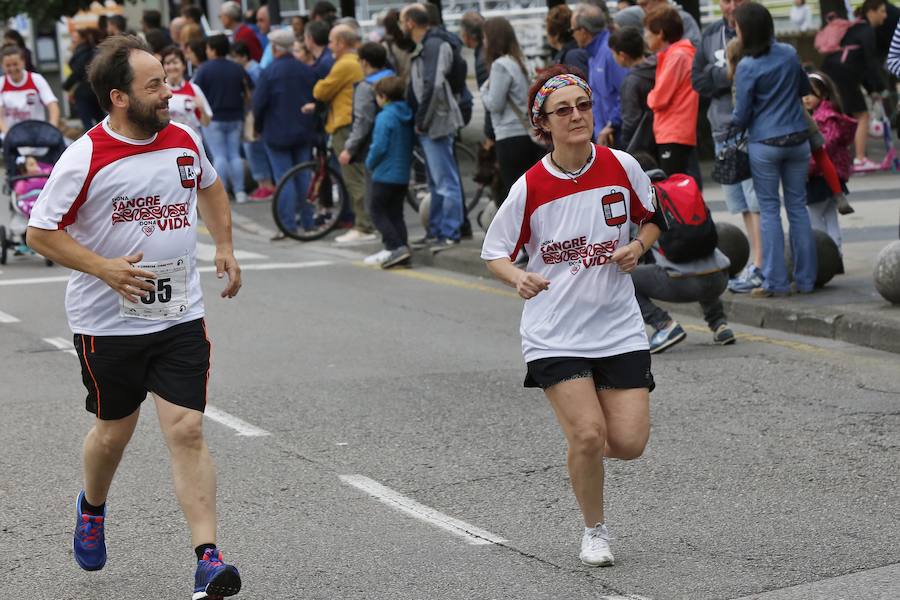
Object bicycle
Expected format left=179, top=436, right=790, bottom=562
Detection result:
left=270, top=142, right=348, bottom=241
left=405, top=139, right=488, bottom=217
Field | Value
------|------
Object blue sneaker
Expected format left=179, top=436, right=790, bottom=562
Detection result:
left=73, top=491, right=106, bottom=571
left=728, top=264, right=764, bottom=293
left=649, top=321, right=686, bottom=354
left=193, top=548, right=241, bottom=599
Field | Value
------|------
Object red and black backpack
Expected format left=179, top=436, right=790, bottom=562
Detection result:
left=652, top=173, right=718, bottom=263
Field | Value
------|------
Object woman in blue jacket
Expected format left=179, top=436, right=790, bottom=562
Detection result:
left=365, top=76, right=415, bottom=269
left=731, top=3, right=817, bottom=296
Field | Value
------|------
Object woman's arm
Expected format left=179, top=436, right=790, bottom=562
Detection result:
left=610, top=223, right=661, bottom=273
left=486, top=258, right=550, bottom=299
left=480, top=60, right=513, bottom=114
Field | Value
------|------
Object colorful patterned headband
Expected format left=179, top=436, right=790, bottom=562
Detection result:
left=531, top=74, right=593, bottom=126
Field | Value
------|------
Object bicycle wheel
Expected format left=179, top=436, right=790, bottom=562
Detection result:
left=271, top=160, right=348, bottom=241
left=406, top=141, right=480, bottom=214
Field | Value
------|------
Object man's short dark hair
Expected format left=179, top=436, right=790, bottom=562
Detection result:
left=142, top=9, right=163, bottom=30
left=405, top=6, right=430, bottom=27
left=734, top=2, right=773, bottom=58
left=145, top=29, right=169, bottom=54
left=305, top=20, right=330, bottom=47
left=108, top=14, right=127, bottom=32
left=182, top=5, right=203, bottom=23
left=374, top=75, right=405, bottom=102
left=206, top=33, right=230, bottom=57
left=460, top=11, right=484, bottom=41
left=608, top=26, right=645, bottom=59
left=231, top=40, right=251, bottom=60
left=88, top=35, right=152, bottom=112
left=311, top=1, right=337, bottom=21
left=358, top=42, right=387, bottom=69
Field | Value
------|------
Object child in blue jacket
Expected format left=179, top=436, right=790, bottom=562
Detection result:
left=365, top=76, right=415, bottom=269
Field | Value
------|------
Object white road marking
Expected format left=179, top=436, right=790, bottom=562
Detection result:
left=0, top=261, right=334, bottom=286
left=598, top=596, right=653, bottom=600
left=43, top=337, right=77, bottom=356
left=195, top=242, right=267, bottom=262
left=0, top=309, right=20, bottom=323
left=204, top=405, right=270, bottom=437
left=339, top=474, right=507, bottom=546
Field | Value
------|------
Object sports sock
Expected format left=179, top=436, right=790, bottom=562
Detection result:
left=80, top=496, right=105, bottom=516
left=195, top=543, right=217, bottom=561
left=812, top=146, right=842, bottom=195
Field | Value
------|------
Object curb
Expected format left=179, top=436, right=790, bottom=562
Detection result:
left=414, top=245, right=900, bottom=355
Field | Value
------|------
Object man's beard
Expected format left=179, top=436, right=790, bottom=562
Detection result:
left=127, top=96, right=170, bottom=135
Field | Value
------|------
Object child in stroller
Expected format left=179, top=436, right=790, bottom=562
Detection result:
left=1, top=119, right=66, bottom=265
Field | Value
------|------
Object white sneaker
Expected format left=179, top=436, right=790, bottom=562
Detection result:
left=234, top=191, right=248, bottom=204
left=363, top=249, right=392, bottom=265
left=579, top=523, right=614, bottom=567
left=335, top=229, right=379, bottom=244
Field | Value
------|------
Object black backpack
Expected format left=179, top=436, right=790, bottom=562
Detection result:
left=653, top=173, right=718, bottom=263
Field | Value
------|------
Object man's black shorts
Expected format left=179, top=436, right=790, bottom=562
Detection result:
left=525, top=351, right=655, bottom=392
left=74, top=318, right=210, bottom=420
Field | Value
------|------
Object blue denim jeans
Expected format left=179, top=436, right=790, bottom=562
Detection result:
left=265, top=143, right=313, bottom=231
left=748, top=141, right=817, bottom=293
left=715, top=141, right=759, bottom=214
left=243, top=139, right=272, bottom=184
left=419, top=134, right=463, bottom=240
left=205, top=120, right=245, bottom=195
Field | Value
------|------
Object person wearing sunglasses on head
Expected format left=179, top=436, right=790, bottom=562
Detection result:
left=481, top=65, right=667, bottom=568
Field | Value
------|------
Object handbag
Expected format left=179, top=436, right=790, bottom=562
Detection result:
left=711, top=134, right=751, bottom=185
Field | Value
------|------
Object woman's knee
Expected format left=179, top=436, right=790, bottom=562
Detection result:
left=606, top=430, right=649, bottom=460
left=568, top=423, right=607, bottom=457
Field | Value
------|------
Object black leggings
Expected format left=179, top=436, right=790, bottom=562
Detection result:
left=657, top=143, right=694, bottom=178
left=495, top=135, right=543, bottom=206
left=369, top=181, right=408, bottom=250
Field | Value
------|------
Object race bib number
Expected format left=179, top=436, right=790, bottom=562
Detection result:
left=120, top=255, right=190, bottom=320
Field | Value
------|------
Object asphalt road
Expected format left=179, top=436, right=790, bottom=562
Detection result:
left=2, top=210, right=900, bottom=600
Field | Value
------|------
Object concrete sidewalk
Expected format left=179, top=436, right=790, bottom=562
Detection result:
left=407, top=170, right=900, bottom=354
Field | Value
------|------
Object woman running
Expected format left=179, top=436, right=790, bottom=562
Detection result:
left=481, top=65, right=664, bottom=566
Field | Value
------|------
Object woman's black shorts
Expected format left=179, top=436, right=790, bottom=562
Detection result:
left=525, top=351, right=655, bottom=392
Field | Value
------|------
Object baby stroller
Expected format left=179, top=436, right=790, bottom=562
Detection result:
left=1, top=119, right=66, bottom=265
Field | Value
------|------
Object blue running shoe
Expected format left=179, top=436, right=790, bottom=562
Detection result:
left=73, top=491, right=106, bottom=571
left=193, top=548, right=241, bottom=599
left=649, top=321, right=686, bottom=354
left=728, top=264, right=764, bottom=294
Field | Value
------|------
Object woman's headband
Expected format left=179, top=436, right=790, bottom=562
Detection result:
left=531, top=74, right=593, bottom=126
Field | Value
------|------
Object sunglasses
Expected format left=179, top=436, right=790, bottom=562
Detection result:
left=543, top=100, right=593, bottom=118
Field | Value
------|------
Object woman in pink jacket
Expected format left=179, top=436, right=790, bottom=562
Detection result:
left=645, top=6, right=699, bottom=177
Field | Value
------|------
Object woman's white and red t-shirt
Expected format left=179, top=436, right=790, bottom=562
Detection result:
left=0, top=71, right=58, bottom=130
left=481, top=145, right=656, bottom=363
left=168, top=80, right=213, bottom=134
left=28, top=118, right=218, bottom=336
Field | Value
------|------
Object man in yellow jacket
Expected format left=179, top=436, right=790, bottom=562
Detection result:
left=306, top=24, right=373, bottom=243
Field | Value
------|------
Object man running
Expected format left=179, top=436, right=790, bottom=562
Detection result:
left=26, top=35, right=242, bottom=600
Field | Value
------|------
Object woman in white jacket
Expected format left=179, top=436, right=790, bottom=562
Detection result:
left=480, top=17, right=543, bottom=205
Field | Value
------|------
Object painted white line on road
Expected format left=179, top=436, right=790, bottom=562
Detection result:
left=0, top=309, right=20, bottom=323
left=43, top=337, right=77, bottom=356
left=339, top=474, right=507, bottom=546
left=598, top=595, right=653, bottom=600
left=204, top=405, right=270, bottom=437
left=0, top=261, right=334, bottom=287
left=196, top=242, right=267, bottom=262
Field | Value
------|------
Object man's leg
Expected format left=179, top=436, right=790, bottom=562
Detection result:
left=333, top=126, right=372, bottom=233
left=154, top=395, right=217, bottom=548
left=631, top=264, right=676, bottom=330
left=82, top=410, right=141, bottom=507
left=422, top=135, right=463, bottom=240
left=265, top=144, right=297, bottom=231
left=225, top=121, right=245, bottom=197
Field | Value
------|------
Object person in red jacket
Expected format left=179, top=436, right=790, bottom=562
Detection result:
left=219, top=1, right=262, bottom=62
left=645, top=6, right=699, bottom=177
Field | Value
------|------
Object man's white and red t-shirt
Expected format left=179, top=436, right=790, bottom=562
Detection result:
left=481, top=145, right=656, bottom=363
left=168, top=80, right=213, bottom=134
left=0, top=71, right=58, bottom=130
left=28, top=118, right=218, bottom=336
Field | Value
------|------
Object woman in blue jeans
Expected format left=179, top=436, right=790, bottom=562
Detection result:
left=731, top=3, right=817, bottom=296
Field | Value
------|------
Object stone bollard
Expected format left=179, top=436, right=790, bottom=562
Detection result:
left=419, top=194, right=430, bottom=231
left=785, top=229, right=843, bottom=288
left=874, top=240, right=900, bottom=304
left=715, top=222, right=749, bottom=277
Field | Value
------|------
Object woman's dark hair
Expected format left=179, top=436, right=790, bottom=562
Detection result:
left=206, top=33, right=230, bottom=57
left=807, top=70, right=844, bottom=113
left=608, top=26, right=645, bottom=59
left=484, top=17, right=528, bottom=77
left=734, top=3, right=773, bottom=58
left=855, top=0, right=886, bottom=18
left=374, top=75, right=405, bottom=101
left=231, top=40, right=251, bottom=60
left=383, top=9, right=415, bottom=52
left=88, top=34, right=152, bottom=112
left=0, top=45, right=25, bottom=61
left=527, top=64, right=589, bottom=144
left=643, top=6, right=683, bottom=44
left=358, top=41, right=387, bottom=69
left=188, top=38, right=207, bottom=64
left=160, top=45, right=187, bottom=66
left=3, top=29, right=26, bottom=48
left=546, top=5, right=575, bottom=44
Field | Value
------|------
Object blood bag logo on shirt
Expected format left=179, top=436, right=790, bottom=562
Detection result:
left=25, top=91, right=37, bottom=105
left=602, top=192, right=627, bottom=228
left=177, top=154, right=197, bottom=189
